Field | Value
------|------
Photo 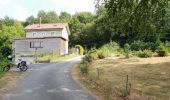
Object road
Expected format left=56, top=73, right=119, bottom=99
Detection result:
left=5, top=57, right=96, bottom=100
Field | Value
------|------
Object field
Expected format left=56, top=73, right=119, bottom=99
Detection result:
left=76, top=56, right=170, bottom=100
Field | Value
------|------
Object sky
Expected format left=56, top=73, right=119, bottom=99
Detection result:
left=0, top=0, right=96, bottom=21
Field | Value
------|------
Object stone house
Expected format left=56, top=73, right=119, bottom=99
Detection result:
left=13, top=23, right=70, bottom=56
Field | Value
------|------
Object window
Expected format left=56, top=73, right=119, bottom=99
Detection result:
left=42, top=33, right=45, bottom=36
left=51, top=32, right=55, bottom=36
left=33, top=33, right=36, bottom=37
left=30, top=42, right=43, bottom=48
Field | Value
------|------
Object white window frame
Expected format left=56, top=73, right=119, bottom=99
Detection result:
left=33, top=32, right=36, bottom=37
left=30, top=41, right=43, bottom=48
left=51, top=32, right=55, bottom=36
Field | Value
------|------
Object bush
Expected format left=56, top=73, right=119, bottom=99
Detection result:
left=36, top=56, right=51, bottom=63
left=130, top=40, right=158, bottom=51
left=79, top=61, right=90, bottom=74
left=124, top=43, right=131, bottom=58
left=84, top=54, right=93, bottom=62
left=156, top=45, right=169, bottom=57
left=97, top=50, right=108, bottom=59
left=75, top=45, right=84, bottom=55
left=137, top=50, right=153, bottom=58
left=0, top=54, right=10, bottom=71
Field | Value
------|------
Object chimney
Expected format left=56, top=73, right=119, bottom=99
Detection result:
left=39, top=17, right=41, bottom=27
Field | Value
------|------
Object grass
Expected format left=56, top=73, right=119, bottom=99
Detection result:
left=50, top=54, right=78, bottom=62
left=0, top=71, right=22, bottom=89
left=77, top=56, right=170, bottom=100
left=33, top=54, right=78, bottom=63
left=0, top=71, right=23, bottom=100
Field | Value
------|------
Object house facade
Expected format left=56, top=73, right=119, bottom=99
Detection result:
left=13, top=23, right=70, bottom=55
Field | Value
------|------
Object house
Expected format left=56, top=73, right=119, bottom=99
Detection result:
left=12, top=23, right=70, bottom=56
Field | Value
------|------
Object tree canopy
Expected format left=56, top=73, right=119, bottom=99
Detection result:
left=95, top=0, right=169, bottom=45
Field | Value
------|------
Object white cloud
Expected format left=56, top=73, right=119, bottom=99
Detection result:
left=12, top=3, right=31, bottom=21
left=0, top=0, right=96, bottom=21
left=52, top=0, right=95, bottom=14
left=0, top=0, right=31, bottom=21
left=0, top=0, right=13, bottom=5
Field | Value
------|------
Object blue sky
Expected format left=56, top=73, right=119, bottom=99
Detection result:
left=0, top=0, right=96, bottom=21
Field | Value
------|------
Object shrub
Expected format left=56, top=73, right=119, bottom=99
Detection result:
left=0, top=54, right=10, bottom=71
left=83, top=48, right=98, bottom=62
left=97, top=50, right=107, bottom=59
left=137, top=50, right=153, bottom=58
left=130, top=40, right=145, bottom=51
left=124, top=43, right=131, bottom=58
left=75, top=45, right=84, bottom=55
left=156, top=45, right=169, bottom=57
left=130, top=40, right=158, bottom=51
left=83, top=53, right=93, bottom=62
left=36, top=56, right=51, bottom=63
left=100, top=41, right=120, bottom=54
left=79, top=62, right=90, bottom=74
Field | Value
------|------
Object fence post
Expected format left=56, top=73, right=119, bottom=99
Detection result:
left=97, top=68, right=100, bottom=80
left=126, top=75, right=129, bottom=91
left=129, top=83, right=131, bottom=95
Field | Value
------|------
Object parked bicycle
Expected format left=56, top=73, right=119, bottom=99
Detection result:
left=2, top=56, right=28, bottom=72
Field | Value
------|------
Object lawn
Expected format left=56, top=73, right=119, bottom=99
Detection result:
left=78, top=56, right=170, bottom=100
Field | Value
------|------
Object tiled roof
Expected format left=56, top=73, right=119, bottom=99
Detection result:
left=24, top=23, right=68, bottom=30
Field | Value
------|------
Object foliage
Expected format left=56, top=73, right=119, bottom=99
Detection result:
left=83, top=42, right=120, bottom=61
left=137, top=50, right=153, bottom=58
left=79, top=60, right=90, bottom=74
left=36, top=56, right=51, bottom=63
left=95, top=0, right=169, bottom=46
left=75, top=45, right=84, bottom=55
left=0, top=16, right=24, bottom=59
left=130, top=40, right=159, bottom=51
left=124, top=43, right=131, bottom=58
left=0, top=54, right=10, bottom=71
left=83, top=48, right=98, bottom=63
left=156, top=45, right=169, bottom=57
left=59, top=12, right=71, bottom=22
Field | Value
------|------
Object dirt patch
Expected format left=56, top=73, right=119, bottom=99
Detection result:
left=0, top=71, right=23, bottom=100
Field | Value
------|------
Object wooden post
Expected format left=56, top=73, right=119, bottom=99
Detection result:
left=126, top=75, right=129, bottom=91
left=97, top=68, right=100, bottom=80
left=129, top=83, right=131, bottom=95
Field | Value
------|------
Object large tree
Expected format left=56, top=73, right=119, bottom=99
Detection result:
left=59, top=12, right=71, bottom=22
left=96, top=0, right=169, bottom=45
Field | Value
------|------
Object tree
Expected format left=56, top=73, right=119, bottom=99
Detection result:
left=74, top=12, right=94, bottom=24
left=37, top=10, right=48, bottom=23
left=95, top=0, right=169, bottom=45
left=59, top=12, right=71, bottom=22
left=46, top=11, right=60, bottom=23
left=26, top=15, right=36, bottom=24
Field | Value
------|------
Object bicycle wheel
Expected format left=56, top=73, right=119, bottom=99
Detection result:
left=20, top=65, right=28, bottom=72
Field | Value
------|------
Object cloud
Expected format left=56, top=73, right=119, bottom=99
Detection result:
left=0, top=0, right=31, bottom=21
left=12, top=3, right=31, bottom=21
left=0, top=0, right=96, bottom=21
left=0, top=0, right=13, bottom=5
left=52, top=0, right=95, bottom=14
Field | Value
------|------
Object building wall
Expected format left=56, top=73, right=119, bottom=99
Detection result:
left=62, top=28, right=69, bottom=40
left=26, top=30, right=62, bottom=38
left=13, top=38, right=67, bottom=55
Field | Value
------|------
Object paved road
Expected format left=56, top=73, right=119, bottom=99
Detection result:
left=5, top=57, right=96, bottom=100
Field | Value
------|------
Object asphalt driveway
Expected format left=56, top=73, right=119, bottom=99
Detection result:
left=5, top=57, right=96, bottom=100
